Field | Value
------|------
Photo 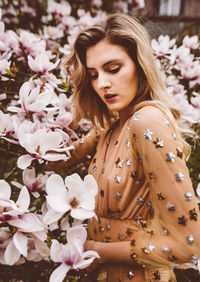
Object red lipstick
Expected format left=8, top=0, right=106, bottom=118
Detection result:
left=104, top=94, right=117, bottom=102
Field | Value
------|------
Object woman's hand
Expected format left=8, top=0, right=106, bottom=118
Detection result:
left=84, top=240, right=102, bottom=272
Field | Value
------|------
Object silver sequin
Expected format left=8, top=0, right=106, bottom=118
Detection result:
left=147, top=243, right=155, bottom=252
left=162, top=245, right=171, bottom=254
left=144, top=129, right=153, bottom=140
left=86, top=133, right=91, bottom=138
left=118, top=233, right=125, bottom=240
left=126, top=158, right=131, bottom=166
left=136, top=197, right=144, bottom=204
left=191, top=255, right=199, bottom=264
left=115, top=192, right=122, bottom=200
left=166, top=202, right=176, bottom=211
left=79, top=138, right=84, bottom=144
left=133, top=113, right=140, bottom=120
left=127, top=124, right=131, bottom=130
left=101, top=168, right=105, bottom=174
left=126, top=140, right=130, bottom=148
left=114, top=176, right=121, bottom=183
left=172, top=132, right=177, bottom=140
left=106, top=224, right=111, bottom=230
left=127, top=271, right=135, bottom=279
left=162, top=227, right=169, bottom=235
left=184, top=192, right=192, bottom=201
left=187, top=235, right=194, bottom=245
left=166, top=152, right=175, bottom=162
left=164, top=118, right=170, bottom=127
left=93, top=165, right=97, bottom=172
left=176, top=172, right=184, bottom=182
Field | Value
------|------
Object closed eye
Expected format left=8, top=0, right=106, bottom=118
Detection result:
left=107, top=66, right=120, bottom=74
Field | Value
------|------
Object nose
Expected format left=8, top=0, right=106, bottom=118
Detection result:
left=97, top=73, right=111, bottom=90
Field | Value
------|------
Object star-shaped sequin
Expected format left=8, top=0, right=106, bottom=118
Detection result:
left=153, top=138, right=164, bottom=148
left=166, top=152, right=175, bottom=162
left=178, top=215, right=188, bottom=225
left=142, top=247, right=150, bottom=254
left=130, top=171, right=138, bottom=180
left=115, top=157, right=124, bottom=168
left=192, top=255, right=199, bottom=264
left=166, top=202, right=176, bottom=211
left=144, top=129, right=153, bottom=140
left=162, top=245, right=171, bottom=254
left=175, top=172, right=184, bottom=182
left=157, top=192, right=166, bottom=201
left=106, top=223, right=111, bottom=230
left=189, top=208, right=198, bottom=221
left=93, top=165, right=97, bottom=172
left=172, top=132, right=177, bottom=140
left=100, top=190, right=104, bottom=197
left=149, top=171, right=156, bottom=180
left=118, top=233, right=125, bottom=241
left=126, top=228, right=133, bottom=236
left=114, top=175, right=121, bottom=183
left=126, top=158, right=131, bottom=166
left=187, top=235, right=194, bottom=245
left=125, top=140, right=130, bottom=148
left=136, top=197, right=144, bottom=204
left=101, top=168, right=105, bottom=174
left=131, top=239, right=136, bottom=246
left=115, top=192, right=122, bottom=200
left=176, top=147, right=183, bottom=159
left=147, top=243, right=155, bottom=252
left=104, top=237, right=111, bottom=243
left=184, top=192, right=192, bottom=201
left=164, top=118, right=170, bottom=127
left=79, top=138, right=84, bottom=144
left=132, top=133, right=137, bottom=141
left=127, top=271, right=135, bottom=279
left=133, top=113, right=140, bottom=120
left=153, top=271, right=161, bottom=280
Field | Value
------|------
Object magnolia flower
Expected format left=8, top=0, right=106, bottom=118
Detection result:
left=28, top=53, right=60, bottom=74
left=44, top=173, right=98, bottom=224
left=8, top=81, right=53, bottom=114
left=0, top=180, right=30, bottom=220
left=4, top=213, right=49, bottom=265
left=16, top=120, right=73, bottom=169
left=151, top=35, right=176, bottom=57
left=135, top=0, right=145, bottom=9
left=183, top=35, right=199, bottom=50
left=48, top=0, right=71, bottom=17
left=114, top=1, right=128, bottom=13
left=42, top=25, right=64, bottom=40
left=50, top=225, right=99, bottom=282
left=0, top=110, right=14, bottom=136
left=0, top=59, right=11, bottom=76
left=92, top=0, right=102, bottom=9
left=12, top=167, right=48, bottom=198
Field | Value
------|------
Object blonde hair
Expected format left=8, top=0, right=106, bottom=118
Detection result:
left=66, top=13, right=192, bottom=158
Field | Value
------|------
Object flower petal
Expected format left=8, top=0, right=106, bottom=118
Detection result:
left=46, top=196, right=70, bottom=213
left=70, top=208, right=95, bottom=221
left=49, top=263, right=70, bottom=282
left=16, top=186, right=30, bottom=212
left=4, top=239, right=20, bottom=265
left=43, top=208, right=64, bottom=225
left=13, top=231, right=28, bottom=257
left=0, top=180, right=11, bottom=199
left=17, top=154, right=35, bottom=169
left=46, top=174, right=67, bottom=197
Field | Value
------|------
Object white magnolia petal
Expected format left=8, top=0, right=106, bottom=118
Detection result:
left=84, top=174, right=98, bottom=196
left=46, top=174, right=67, bottom=197
left=4, top=239, right=20, bottom=265
left=17, top=154, right=35, bottom=169
left=16, top=186, right=30, bottom=212
left=43, top=208, right=64, bottom=225
left=50, top=239, right=62, bottom=262
left=70, top=208, right=95, bottom=221
left=31, top=234, right=50, bottom=257
left=0, top=179, right=11, bottom=199
left=44, top=153, right=68, bottom=162
left=46, top=196, right=70, bottom=213
left=13, top=232, right=28, bottom=257
left=67, top=225, right=87, bottom=246
left=49, top=264, right=70, bottom=282
left=74, top=256, right=96, bottom=270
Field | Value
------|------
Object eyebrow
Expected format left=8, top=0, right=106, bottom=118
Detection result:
left=86, top=59, right=122, bottom=70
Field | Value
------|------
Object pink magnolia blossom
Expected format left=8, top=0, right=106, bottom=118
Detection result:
left=151, top=35, right=176, bottom=57
left=44, top=173, right=98, bottom=224
left=50, top=225, right=99, bottom=282
left=114, top=1, right=128, bottom=13
left=16, top=120, right=73, bottom=169
left=0, top=59, right=10, bottom=76
left=92, top=0, right=102, bottom=9
left=134, top=0, right=145, bottom=9
left=12, top=167, right=48, bottom=198
left=0, top=180, right=30, bottom=220
left=28, top=53, right=60, bottom=74
left=48, top=0, right=71, bottom=18
left=42, top=25, right=64, bottom=40
left=8, top=81, right=53, bottom=114
left=0, top=110, right=14, bottom=137
left=180, top=60, right=200, bottom=80
left=191, top=93, right=200, bottom=110
left=183, top=35, right=199, bottom=50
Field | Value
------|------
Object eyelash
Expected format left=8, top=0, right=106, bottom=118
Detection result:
left=89, top=66, right=121, bottom=80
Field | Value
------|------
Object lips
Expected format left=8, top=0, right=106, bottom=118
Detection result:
left=104, top=94, right=117, bottom=102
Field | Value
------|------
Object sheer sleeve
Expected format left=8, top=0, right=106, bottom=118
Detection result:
left=45, top=128, right=99, bottom=172
left=129, top=105, right=200, bottom=269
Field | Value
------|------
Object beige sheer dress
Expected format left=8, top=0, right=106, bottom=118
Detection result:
left=72, top=105, right=200, bottom=281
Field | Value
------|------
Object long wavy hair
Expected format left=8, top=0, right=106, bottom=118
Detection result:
left=66, top=13, right=192, bottom=158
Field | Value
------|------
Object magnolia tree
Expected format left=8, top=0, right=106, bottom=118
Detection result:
left=0, top=0, right=200, bottom=281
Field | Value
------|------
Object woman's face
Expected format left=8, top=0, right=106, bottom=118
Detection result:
left=86, top=39, right=139, bottom=114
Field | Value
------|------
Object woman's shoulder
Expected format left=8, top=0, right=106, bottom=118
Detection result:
left=130, top=104, right=170, bottom=129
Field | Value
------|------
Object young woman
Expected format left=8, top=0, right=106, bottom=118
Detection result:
left=62, top=13, right=200, bottom=281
